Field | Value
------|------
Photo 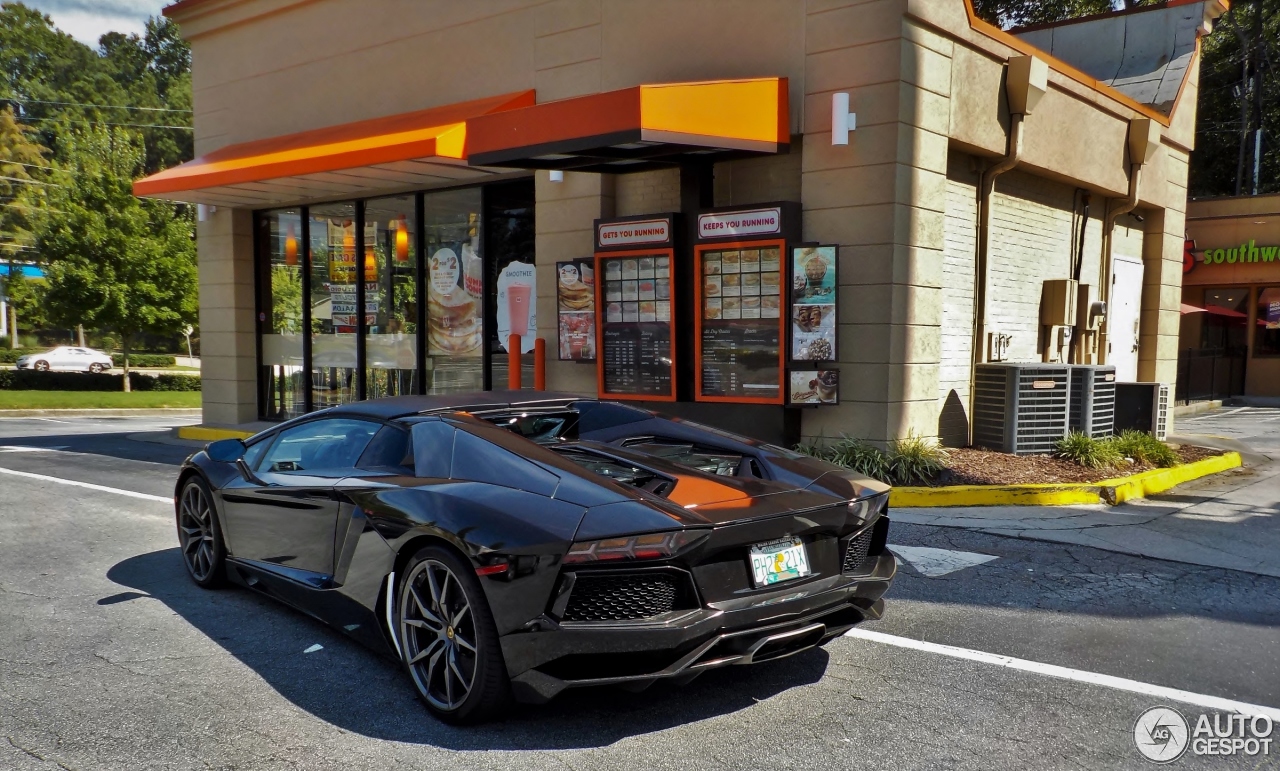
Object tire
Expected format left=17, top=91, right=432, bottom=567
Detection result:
left=33, top=360, right=49, bottom=372
left=176, top=475, right=227, bottom=588
left=89, top=363, right=104, bottom=374
left=395, top=545, right=510, bottom=724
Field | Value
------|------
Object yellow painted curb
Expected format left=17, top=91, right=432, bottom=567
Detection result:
left=888, top=452, right=1242, bottom=508
left=177, top=425, right=256, bottom=442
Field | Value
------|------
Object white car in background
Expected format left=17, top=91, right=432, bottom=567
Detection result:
left=15, top=347, right=114, bottom=373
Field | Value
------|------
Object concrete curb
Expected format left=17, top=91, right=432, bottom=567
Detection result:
left=176, top=425, right=256, bottom=441
left=0, top=408, right=203, bottom=418
left=888, top=452, right=1243, bottom=508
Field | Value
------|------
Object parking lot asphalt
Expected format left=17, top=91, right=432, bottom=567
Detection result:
left=1, top=416, right=1278, bottom=770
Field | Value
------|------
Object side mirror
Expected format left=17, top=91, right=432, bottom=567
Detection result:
left=207, top=438, right=246, bottom=463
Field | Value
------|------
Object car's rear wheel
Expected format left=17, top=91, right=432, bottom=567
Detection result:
left=88, top=363, right=104, bottom=374
left=33, top=360, right=49, bottom=372
left=177, top=476, right=226, bottom=588
left=397, top=546, right=509, bottom=723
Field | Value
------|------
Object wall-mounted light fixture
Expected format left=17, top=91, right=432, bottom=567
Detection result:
left=197, top=204, right=217, bottom=222
left=549, top=170, right=564, bottom=183
left=831, top=92, right=856, bottom=146
left=284, top=224, right=298, bottom=266
left=393, top=214, right=409, bottom=262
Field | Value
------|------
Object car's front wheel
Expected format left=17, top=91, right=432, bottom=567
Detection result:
left=88, top=363, right=104, bottom=374
left=33, top=360, right=49, bottom=372
left=176, top=476, right=226, bottom=588
left=396, top=545, right=509, bottom=724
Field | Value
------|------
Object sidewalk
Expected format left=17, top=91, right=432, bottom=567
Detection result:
left=896, top=453, right=1280, bottom=578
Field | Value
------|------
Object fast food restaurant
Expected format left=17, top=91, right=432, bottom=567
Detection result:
left=138, top=0, right=1223, bottom=447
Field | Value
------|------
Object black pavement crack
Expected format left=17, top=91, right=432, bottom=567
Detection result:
left=5, top=736, right=76, bottom=771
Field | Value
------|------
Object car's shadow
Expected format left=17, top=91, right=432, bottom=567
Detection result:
left=106, top=548, right=830, bottom=748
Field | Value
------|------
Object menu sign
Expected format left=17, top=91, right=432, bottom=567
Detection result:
left=790, top=369, right=839, bottom=405
left=698, top=207, right=783, bottom=240
left=597, top=251, right=675, bottom=400
left=597, top=218, right=671, bottom=248
left=698, top=243, right=784, bottom=403
left=557, top=259, right=596, bottom=361
left=790, top=245, right=837, bottom=362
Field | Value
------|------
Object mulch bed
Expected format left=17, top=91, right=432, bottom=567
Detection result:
left=928, top=444, right=1224, bottom=487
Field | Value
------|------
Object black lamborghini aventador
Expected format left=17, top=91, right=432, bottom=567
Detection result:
left=174, top=391, right=896, bottom=723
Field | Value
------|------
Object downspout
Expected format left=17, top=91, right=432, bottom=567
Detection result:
left=969, top=111, right=1025, bottom=391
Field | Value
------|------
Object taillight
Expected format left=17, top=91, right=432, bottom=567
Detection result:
left=563, top=530, right=707, bottom=564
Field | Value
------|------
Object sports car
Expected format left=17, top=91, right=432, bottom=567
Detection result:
left=174, top=391, right=896, bottom=723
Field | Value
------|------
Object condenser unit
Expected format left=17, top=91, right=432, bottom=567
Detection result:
left=1114, top=382, right=1171, bottom=441
left=973, top=363, right=1072, bottom=455
left=1068, top=364, right=1116, bottom=439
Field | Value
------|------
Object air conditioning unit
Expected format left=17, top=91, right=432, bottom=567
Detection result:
left=973, top=363, right=1072, bottom=455
left=1068, top=364, right=1116, bottom=439
left=1114, top=382, right=1171, bottom=441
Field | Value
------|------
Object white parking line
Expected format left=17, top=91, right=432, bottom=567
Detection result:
left=0, top=466, right=171, bottom=503
left=845, top=628, right=1280, bottom=720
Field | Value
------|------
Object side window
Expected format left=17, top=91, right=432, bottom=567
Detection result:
left=357, top=426, right=413, bottom=473
left=260, top=419, right=378, bottom=474
left=242, top=437, right=271, bottom=471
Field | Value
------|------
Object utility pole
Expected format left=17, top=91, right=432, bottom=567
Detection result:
left=1250, top=0, right=1265, bottom=196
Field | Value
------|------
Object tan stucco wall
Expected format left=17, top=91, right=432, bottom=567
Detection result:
left=196, top=207, right=257, bottom=426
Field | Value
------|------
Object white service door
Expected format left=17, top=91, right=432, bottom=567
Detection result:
left=1110, top=255, right=1144, bottom=382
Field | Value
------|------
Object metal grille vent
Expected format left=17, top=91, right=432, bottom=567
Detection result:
left=1069, top=365, right=1116, bottom=440
left=562, top=573, right=678, bottom=622
left=842, top=527, right=874, bottom=574
left=974, top=364, right=1072, bottom=455
left=1154, top=383, right=1170, bottom=441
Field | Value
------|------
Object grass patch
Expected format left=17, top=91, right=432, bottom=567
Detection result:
left=0, top=390, right=201, bottom=409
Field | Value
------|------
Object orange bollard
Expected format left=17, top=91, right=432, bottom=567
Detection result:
left=534, top=338, right=546, bottom=391
left=508, top=334, right=522, bottom=390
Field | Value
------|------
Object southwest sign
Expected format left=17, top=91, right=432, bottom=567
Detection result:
left=1200, top=240, right=1280, bottom=264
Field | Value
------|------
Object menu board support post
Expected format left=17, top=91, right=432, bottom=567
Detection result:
left=534, top=338, right=546, bottom=390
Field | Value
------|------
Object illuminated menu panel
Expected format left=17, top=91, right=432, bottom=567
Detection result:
left=696, top=241, right=785, bottom=404
left=595, top=249, right=676, bottom=400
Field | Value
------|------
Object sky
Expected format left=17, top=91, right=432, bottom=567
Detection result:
left=20, top=0, right=169, bottom=47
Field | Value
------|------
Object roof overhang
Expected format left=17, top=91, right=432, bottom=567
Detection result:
left=465, top=78, right=789, bottom=173
left=133, top=90, right=535, bottom=207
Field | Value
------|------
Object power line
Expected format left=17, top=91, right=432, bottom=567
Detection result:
left=19, top=115, right=192, bottom=131
left=1, top=96, right=191, bottom=114
left=0, top=176, right=59, bottom=187
left=0, top=160, right=71, bottom=175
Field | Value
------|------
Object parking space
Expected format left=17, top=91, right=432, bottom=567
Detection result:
left=1, top=417, right=1278, bottom=769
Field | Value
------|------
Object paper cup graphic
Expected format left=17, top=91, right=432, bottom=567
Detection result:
left=507, top=282, right=532, bottom=337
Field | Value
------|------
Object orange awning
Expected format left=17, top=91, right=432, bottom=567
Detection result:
left=134, top=90, right=535, bottom=207
left=466, top=78, right=789, bottom=172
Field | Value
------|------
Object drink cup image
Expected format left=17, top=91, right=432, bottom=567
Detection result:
left=508, top=282, right=532, bottom=336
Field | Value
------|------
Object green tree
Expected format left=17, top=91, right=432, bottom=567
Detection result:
left=0, top=105, right=47, bottom=348
left=35, top=128, right=196, bottom=389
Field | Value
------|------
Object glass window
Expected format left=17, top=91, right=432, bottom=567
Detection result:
left=423, top=187, right=484, bottom=393
left=242, top=435, right=271, bottom=471
left=257, top=208, right=306, bottom=419
left=485, top=181, right=536, bottom=389
left=1256, top=287, right=1280, bottom=357
left=1201, top=288, right=1250, bottom=350
left=357, top=425, right=413, bottom=472
left=260, top=418, right=378, bottom=474
left=364, top=195, right=418, bottom=399
left=309, top=202, right=359, bottom=408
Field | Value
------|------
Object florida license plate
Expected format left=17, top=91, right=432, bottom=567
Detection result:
left=749, top=538, right=812, bottom=587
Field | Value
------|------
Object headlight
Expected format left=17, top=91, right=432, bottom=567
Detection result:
left=563, top=530, right=707, bottom=564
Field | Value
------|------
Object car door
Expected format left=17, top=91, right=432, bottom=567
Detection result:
left=219, top=417, right=380, bottom=587
left=48, top=348, right=70, bottom=370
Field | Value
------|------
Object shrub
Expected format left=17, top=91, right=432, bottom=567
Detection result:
left=1109, top=429, right=1179, bottom=468
left=113, top=353, right=176, bottom=368
left=0, top=370, right=200, bottom=392
left=0, top=347, right=44, bottom=364
left=825, top=436, right=892, bottom=482
left=886, top=432, right=948, bottom=485
left=1054, top=431, right=1121, bottom=469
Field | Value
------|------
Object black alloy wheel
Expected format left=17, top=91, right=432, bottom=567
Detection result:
left=33, top=360, right=49, bottom=372
left=177, top=477, right=226, bottom=588
left=397, top=546, right=509, bottom=723
left=89, top=363, right=104, bottom=374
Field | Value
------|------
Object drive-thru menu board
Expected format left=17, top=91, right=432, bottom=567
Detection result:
left=695, top=240, right=786, bottom=404
left=594, top=248, right=676, bottom=401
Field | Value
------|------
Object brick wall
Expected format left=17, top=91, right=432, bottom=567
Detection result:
left=615, top=168, right=681, bottom=216
left=714, top=152, right=803, bottom=207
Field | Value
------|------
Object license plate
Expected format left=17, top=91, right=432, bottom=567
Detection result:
left=749, top=537, right=812, bottom=587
